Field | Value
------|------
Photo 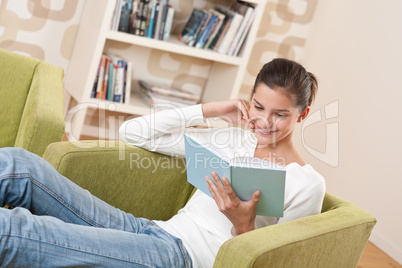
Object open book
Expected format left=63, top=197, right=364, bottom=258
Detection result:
left=184, top=134, right=286, bottom=217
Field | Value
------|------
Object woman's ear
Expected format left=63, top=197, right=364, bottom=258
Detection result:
left=297, top=106, right=310, bottom=122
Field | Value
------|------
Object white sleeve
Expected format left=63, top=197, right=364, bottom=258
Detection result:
left=119, top=104, right=207, bottom=157
left=277, top=165, right=326, bottom=224
left=277, top=184, right=325, bottom=224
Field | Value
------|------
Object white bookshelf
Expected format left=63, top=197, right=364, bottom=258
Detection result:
left=106, top=31, right=244, bottom=65
left=64, top=0, right=267, bottom=139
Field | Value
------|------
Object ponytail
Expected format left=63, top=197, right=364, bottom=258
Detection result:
left=307, top=72, right=318, bottom=107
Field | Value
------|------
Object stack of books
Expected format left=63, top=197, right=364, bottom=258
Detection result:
left=90, top=55, right=132, bottom=104
left=111, top=0, right=175, bottom=41
left=178, top=1, right=256, bottom=56
left=138, top=80, right=200, bottom=109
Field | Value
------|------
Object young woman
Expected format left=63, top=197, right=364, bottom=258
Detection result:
left=0, top=58, right=325, bottom=267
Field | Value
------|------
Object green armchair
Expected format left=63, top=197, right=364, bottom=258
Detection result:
left=0, top=49, right=65, bottom=156
left=43, top=141, right=377, bottom=268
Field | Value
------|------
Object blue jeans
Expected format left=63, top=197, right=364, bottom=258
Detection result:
left=0, top=148, right=192, bottom=268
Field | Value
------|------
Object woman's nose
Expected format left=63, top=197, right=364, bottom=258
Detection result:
left=256, top=114, right=274, bottom=128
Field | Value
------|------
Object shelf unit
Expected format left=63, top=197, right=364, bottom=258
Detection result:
left=64, top=0, right=267, bottom=139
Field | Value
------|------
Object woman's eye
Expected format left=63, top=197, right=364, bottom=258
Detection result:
left=254, top=105, right=263, bottom=111
left=276, top=114, right=286, bottom=118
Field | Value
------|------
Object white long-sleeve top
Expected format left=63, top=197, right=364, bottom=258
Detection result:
left=119, top=104, right=326, bottom=268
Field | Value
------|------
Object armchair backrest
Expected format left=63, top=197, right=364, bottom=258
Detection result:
left=0, top=49, right=39, bottom=148
left=0, top=49, right=65, bottom=156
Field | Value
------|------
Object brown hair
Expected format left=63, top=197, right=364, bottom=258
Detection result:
left=252, top=58, right=318, bottom=111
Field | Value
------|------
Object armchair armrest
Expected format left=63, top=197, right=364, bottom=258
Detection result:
left=214, top=196, right=376, bottom=268
left=43, top=140, right=194, bottom=221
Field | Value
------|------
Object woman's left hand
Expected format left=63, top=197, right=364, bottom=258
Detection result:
left=205, top=172, right=260, bottom=236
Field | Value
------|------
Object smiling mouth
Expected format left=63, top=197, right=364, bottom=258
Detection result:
left=257, top=125, right=278, bottom=135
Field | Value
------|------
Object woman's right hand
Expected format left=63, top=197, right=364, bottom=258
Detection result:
left=205, top=172, right=260, bottom=236
left=202, top=99, right=254, bottom=130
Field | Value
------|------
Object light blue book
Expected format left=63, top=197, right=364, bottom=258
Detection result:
left=106, top=62, right=114, bottom=101
left=147, top=0, right=157, bottom=38
left=184, top=134, right=286, bottom=217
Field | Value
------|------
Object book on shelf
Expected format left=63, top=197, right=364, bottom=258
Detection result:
left=178, top=9, right=207, bottom=46
left=179, top=1, right=256, bottom=56
left=128, top=0, right=140, bottom=34
left=184, top=134, right=287, bottom=217
left=231, top=4, right=257, bottom=56
left=214, top=6, right=244, bottom=55
left=193, top=10, right=212, bottom=47
left=144, top=0, right=153, bottom=37
left=133, top=0, right=143, bottom=35
left=91, top=57, right=103, bottom=99
left=95, top=55, right=106, bottom=99
left=118, top=0, right=133, bottom=32
left=154, top=2, right=163, bottom=39
left=138, top=80, right=200, bottom=109
left=106, top=62, right=115, bottom=101
left=123, top=62, right=132, bottom=104
left=227, top=1, right=255, bottom=56
left=139, top=0, right=149, bottom=36
left=195, top=11, right=220, bottom=49
left=112, top=0, right=174, bottom=42
left=146, top=0, right=157, bottom=38
left=101, top=57, right=111, bottom=100
left=111, top=0, right=123, bottom=31
left=112, top=58, right=125, bottom=103
left=207, top=10, right=230, bottom=51
left=162, top=5, right=174, bottom=41
left=204, top=9, right=225, bottom=49
left=91, top=55, right=132, bottom=104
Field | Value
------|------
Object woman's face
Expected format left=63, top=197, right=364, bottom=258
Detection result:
left=249, top=83, right=308, bottom=148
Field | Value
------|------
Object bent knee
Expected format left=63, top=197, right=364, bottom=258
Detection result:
left=0, top=148, right=39, bottom=171
left=0, top=147, right=34, bottom=159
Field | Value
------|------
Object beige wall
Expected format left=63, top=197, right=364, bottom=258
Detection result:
left=297, top=0, right=402, bottom=264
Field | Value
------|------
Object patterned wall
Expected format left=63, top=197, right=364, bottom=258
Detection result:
left=0, top=0, right=318, bottom=136
left=0, top=0, right=85, bottom=71
left=240, top=0, right=318, bottom=98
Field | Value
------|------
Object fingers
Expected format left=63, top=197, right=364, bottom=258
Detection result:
left=237, top=99, right=250, bottom=121
left=211, top=172, right=227, bottom=196
left=205, top=173, right=238, bottom=205
left=237, top=99, right=262, bottom=131
left=221, top=176, right=238, bottom=201
left=205, top=174, right=224, bottom=206
left=251, top=191, right=261, bottom=205
left=206, top=173, right=260, bottom=232
left=248, top=121, right=255, bottom=132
